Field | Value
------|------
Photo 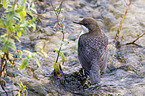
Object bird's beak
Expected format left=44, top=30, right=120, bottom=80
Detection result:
left=73, top=21, right=83, bottom=25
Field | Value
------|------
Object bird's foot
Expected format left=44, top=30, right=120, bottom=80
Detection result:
left=79, top=68, right=88, bottom=78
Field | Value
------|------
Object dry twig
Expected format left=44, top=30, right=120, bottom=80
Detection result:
left=125, top=32, right=145, bottom=46
left=115, top=0, right=133, bottom=40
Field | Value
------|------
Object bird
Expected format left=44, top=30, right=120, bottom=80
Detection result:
left=74, top=17, right=108, bottom=84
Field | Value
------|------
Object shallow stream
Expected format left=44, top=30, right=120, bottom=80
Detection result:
left=0, top=0, right=145, bottom=95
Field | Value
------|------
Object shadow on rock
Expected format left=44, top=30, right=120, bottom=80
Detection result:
left=50, top=69, right=102, bottom=95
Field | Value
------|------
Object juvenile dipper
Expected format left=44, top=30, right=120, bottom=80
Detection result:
left=74, top=17, right=108, bottom=84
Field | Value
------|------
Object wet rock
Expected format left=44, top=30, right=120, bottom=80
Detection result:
left=42, top=26, right=55, bottom=36
left=2, top=0, right=145, bottom=95
left=35, top=35, right=61, bottom=52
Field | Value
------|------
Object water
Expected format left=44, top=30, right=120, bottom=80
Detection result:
left=0, top=0, right=145, bottom=95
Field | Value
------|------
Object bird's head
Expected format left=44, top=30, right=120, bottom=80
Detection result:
left=74, top=17, right=101, bottom=33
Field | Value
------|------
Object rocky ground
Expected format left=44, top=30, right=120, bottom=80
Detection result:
left=0, top=0, right=145, bottom=95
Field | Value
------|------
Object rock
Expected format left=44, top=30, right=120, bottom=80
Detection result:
left=43, top=26, right=55, bottom=36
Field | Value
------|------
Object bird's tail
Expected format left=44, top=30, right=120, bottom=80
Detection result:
left=89, top=61, right=100, bottom=84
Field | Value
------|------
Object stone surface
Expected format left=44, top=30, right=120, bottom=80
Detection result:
left=0, top=0, right=145, bottom=95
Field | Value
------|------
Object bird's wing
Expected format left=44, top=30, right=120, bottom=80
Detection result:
left=78, top=35, right=108, bottom=73
left=78, top=35, right=92, bottom=72
left=92, top=37, right=108, bottom=73
left=98, top=47, right=107, bottom=72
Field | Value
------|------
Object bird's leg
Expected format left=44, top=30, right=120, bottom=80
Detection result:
left=82, top=68, right=85, bottom=76
left=78, top=68, right=88, bottom=86
left=79, top=68, right=88, bottom=78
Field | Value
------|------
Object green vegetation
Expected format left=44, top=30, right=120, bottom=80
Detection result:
left=0, top=0, right=38, bottom=95
left=17, top=82, right=28, bottom=96
left=50, top=0, right=66, bottom=77
left=0, top=0, right=66, bottom=95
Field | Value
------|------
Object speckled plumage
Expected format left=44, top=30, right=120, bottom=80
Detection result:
left=77, top=17, right=108, bottom=84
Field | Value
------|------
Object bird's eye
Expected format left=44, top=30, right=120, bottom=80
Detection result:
left=84, top=22, right=88, bottom=26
